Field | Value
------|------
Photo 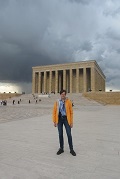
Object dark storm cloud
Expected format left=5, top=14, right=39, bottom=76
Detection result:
left=106, top=28, right=120, bottom=41
left=116, top=48, right=120, bottom=53
left=80, top=41, right=93, bottom=51
left=0, top=0, right=9, bottom=9
left=0, top=0, right=120, bottom=91
left=0, top=0, right=73, bottom=82
left=103, top=6, right=120, bottom=17
left=68, top=0, right=90, bottom=4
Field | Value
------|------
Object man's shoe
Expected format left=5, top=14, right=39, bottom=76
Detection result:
left=70, top=149, right=76, bottom=156
left=56, top=148, right=64, bottom=155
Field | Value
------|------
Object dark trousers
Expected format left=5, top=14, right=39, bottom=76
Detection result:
left=57, top=116, right=73, bottom=151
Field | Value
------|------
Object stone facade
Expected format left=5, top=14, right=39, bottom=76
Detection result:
left=32, top=60, right=105, bottom=93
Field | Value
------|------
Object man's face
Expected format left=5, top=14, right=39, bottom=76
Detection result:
left=60, top=92, right=66, bottom=100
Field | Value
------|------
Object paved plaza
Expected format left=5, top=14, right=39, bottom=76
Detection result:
left=0, top=94, right=120, bottom=179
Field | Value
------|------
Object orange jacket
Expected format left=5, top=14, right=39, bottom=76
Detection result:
left=52, top=99, right=73, bottom=125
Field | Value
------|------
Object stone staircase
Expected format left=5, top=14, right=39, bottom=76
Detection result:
left=6, top=93, right=102, bottom=106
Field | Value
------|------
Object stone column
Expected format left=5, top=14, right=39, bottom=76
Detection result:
left=38, top=72, right=40, bottom=94
left=49, top=71, right=52, bottom=93
left=55, top=70, right=58, bottom=93
left=76, top=68, right=79, bottom=93
left=44, top=71, right=46, bottom=93
left=91, top=67, right=95, bottom=92
left=83, top=68, right=87, bottom=92
left=58, top=72, right=62, bottom=92
left=66, top=71, right=69, bottom=93
left=63, top=69, right=66, bottom=90
left=39, top=72, right=42, bottom=93
left=70, top=69, right=72, bottom=93
left=35, top=72, right=38, bottom=93
left=32, top=71, right=35, bottom=94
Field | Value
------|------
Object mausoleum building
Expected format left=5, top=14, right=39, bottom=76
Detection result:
left=32, top=60, right=105, bottom=93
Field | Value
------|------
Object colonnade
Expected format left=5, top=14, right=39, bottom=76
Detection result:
left=32, top=61, right=105, bottom=94
left=32, top=68, right=95, bottom=93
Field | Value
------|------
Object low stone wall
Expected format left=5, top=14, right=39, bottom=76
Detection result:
left=83, top=92, right=120, bottom=105
left=0, top=93, right=21, bottom=100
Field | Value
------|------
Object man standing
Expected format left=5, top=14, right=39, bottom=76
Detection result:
left=52, top=89, right=76, bottom=156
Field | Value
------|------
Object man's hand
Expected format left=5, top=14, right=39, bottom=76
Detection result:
left=54, top=122, right=57, bottom=127
left=70, top=123, right=73, bottom=128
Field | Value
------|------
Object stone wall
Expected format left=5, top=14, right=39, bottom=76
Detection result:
left=0, top=93, right=21, bottom=100
left=83, top=92, right=120, bottom=105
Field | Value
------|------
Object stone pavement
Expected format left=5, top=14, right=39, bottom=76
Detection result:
left=0, top=94, right=120, bottom=179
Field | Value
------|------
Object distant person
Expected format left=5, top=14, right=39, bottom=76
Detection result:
left=29, top=100, right=30, bottom=104
left=52, top=89, right=76, bottom=156
left=13, top=100, right=15, bottom=105
left=72, top=100, right=74, bottom=107
left=48, top=94, right=50, bottom=98
left=3, top=100, right=7, bottom=105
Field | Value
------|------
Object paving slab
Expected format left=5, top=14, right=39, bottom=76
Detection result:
left=0, top=95, right=120, bottom=179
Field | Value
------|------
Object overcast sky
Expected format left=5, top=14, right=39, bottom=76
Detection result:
left=0, top=0, right=120, bottom=92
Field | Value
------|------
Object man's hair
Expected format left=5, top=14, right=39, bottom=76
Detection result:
left=60, top=89, right=67, bottom=95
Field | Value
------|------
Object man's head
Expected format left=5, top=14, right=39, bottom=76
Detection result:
left=60, top=89, right=66, bottom=100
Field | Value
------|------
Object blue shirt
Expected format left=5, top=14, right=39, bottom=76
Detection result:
left=59, top=100, right=66, bottom=116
